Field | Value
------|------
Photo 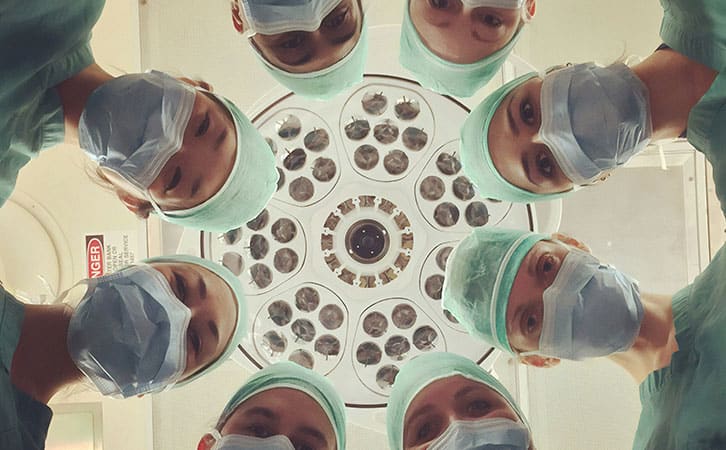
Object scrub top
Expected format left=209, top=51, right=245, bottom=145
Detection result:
left=0, top=0, right=105, bottom=207
left=633, top=244, right=726, bottom=450
left=659, top=0, right=726, bottom=217
left=0, top=286, right=53, bottom=450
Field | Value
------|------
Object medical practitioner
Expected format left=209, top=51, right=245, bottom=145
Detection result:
left=387, top=352, right=534, bottom=450
left=1, top=254, right=247, bottom=449
left=230, top=0, right=368, bottom=100
left=1, top=0, right=278, bottom=232
left=400, top=0, right=536, bottom=98
left=198, top=362, right=346, bottom=450
left=458, top=0, right=725, bottom=209
left=442, top=227, right=726, bottom=449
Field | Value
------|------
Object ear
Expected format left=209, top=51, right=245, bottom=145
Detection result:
left=523, top=0, right=536, bottom=22
left=519, top=355, right=560, bottom=368
left=117, top=192, right=153, bottom=219
left=198, top=433, right=217, bottom=450
left=230, top=0, right=246, bottom=34
left=550, top=233, right=591, bottom=254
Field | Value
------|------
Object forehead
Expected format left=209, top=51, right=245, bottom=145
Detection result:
left=223, top=387, right=336, bottom=440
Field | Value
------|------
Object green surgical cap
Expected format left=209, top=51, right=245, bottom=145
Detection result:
left=142, top=254, right=247, bottom=387
left=252, top=22, right=368, bottom=100
left=156, top=94, right=278, bottom=232
left=442, top=227, right=545, bottom=353
left=386, top=352, right=529, bottom=450
left=217, top=362, right=346, bottom=449
left=399, top=1, right=524, bottom=98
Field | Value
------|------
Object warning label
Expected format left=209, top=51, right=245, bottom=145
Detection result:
left=85, top=231, right=137, bottom=278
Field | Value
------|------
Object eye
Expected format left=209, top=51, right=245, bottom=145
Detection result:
left=246, top=424, right=273, bottom=439
left=538, top=253, right=556, bottom=275
left=294, top=443, right=315, bottom=450
left=280, top=34, right=305, bottom=49
left=196, top=112, right=210, bottom=137
left=322, top=7, right=349, bottom=28
left=536, top=152, right=554, bottom=178
left=173, top=272, right=187, bottom=301
left=415, top=420, right=439, bottom=444
left=429, top=0, right=450, bottom=9
left=520, top=99, right=535, bottom=126
left=480, top=13, right=503, bottom=27
left=525, top=313, right=538, bottom=334
left=188, top=329, right=201, bottom=356
left=466, top=400, right=491, bottom=417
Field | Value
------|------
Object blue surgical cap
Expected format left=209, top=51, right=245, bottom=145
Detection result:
left=154, top=93, right=279, bottom=232
left=399, top=1, right=525, bottom=98
left=460, top=71, right=576, bottom=203
left=142, top=254, right=247, bottom=387
left=386, top=352, right=529, bottom=450
left=250, top=21, right=369, bottom=100
left=442, top=227, right=545, bottom=353
left=217, top=362, right=346, bottom=449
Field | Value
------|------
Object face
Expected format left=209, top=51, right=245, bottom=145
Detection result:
left=103, top=90, right=238, bottom=213
left=409, top=0, right=525, bottom=64
left=249, top=0, right=363, bottom=74
left=505, top=240, right=570, bottom=354
left=487, top=77, right=574, bottom=194
left=403, top=375, right=529, bottom=450
left=150, top=262, right=238, bottom=380
left=219, top=387, right=337, bottom=450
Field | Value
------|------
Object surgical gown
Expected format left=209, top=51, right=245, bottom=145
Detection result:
left=0, top=0, right=105, bottom=207
left=633, top=244, right=726, bottom=450
left=659, top=0, right=726, bottom=216
left=0, top=286, right=53, bottom=449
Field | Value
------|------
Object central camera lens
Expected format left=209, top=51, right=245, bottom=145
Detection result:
left=345, top=220, right=390, bottom=264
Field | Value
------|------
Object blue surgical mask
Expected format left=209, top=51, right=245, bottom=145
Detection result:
left=428, top=417, right=531, bottom=450
left=240, top=0, right=343, bottom=35
left=211, top=433, right=295, bottom=450
left=79, top=70, right=196, bottom=192
left=67, top=264, right=191, bottom=398
left=523, top=248, right=644, bottom=360
left=539, top=63, right=652, bottom=184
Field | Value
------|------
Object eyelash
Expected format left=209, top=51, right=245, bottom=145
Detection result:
left=477, top=13, right=502, bottom=27
left=246, top=424, right=273, bottom=439
left=280, top=33, right=305, bottom=49
left=196, top=112, right=210, bottom=137
left=322, top=7, right=349, bottom=28
left=429, top=0, right=450, bottom=8
left=536, top=152, right=555, bottom=178
left=520, top=98, right=535, bottom=126
left=466, top=399, right=491, bottom=416
left=173, top=272, right=187, bottom=301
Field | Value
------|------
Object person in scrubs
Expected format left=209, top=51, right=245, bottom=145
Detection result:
left=1, top=254, right=247, bottom=449
left=400, top=0, right=536, bottom=98
left=1, top=0, right=278, bottom=232
left=442, top=226, right=726, bottom=449
left=198, top=362, right=346, bottom=450
left=230, top=0, right=368, bottom=100
left=459, top=0, right=725, bottom=208
left=387, top=352, right=534, bottom=450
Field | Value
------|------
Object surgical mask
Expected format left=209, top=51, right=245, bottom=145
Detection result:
left=539, top=63, right=652, bottom=185
left=240, top=0, right=343, bottom=35
left=211, top=434, right=295, bottom=450
left=67, top=264, right=192, bottom=398
left=79, top=70, right=196, bottom=192
left=522, top=249, right=644, bottom=360
left=429, top=417, right=530, bottom=450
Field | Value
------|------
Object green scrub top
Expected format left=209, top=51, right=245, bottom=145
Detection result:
left=0, top=286, right=53, bottom=449
left=633, top=244, right=726, bottom=450
left=0, top=0, right=105, bottom=207
left=659, top=0, right=726, bottom=217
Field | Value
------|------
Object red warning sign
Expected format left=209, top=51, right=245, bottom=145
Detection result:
left=86, top=235, right=105, bottom=278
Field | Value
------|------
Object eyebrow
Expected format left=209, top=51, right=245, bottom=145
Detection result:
left=245, top=407, right=277, bottom=420
left=454, top=385, right=481, bottom=400
left=506, top=94, right=519, bottom=137
left=298, top=426, right=328, bottom=447
left=191, top=178, right=201, bottom=198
